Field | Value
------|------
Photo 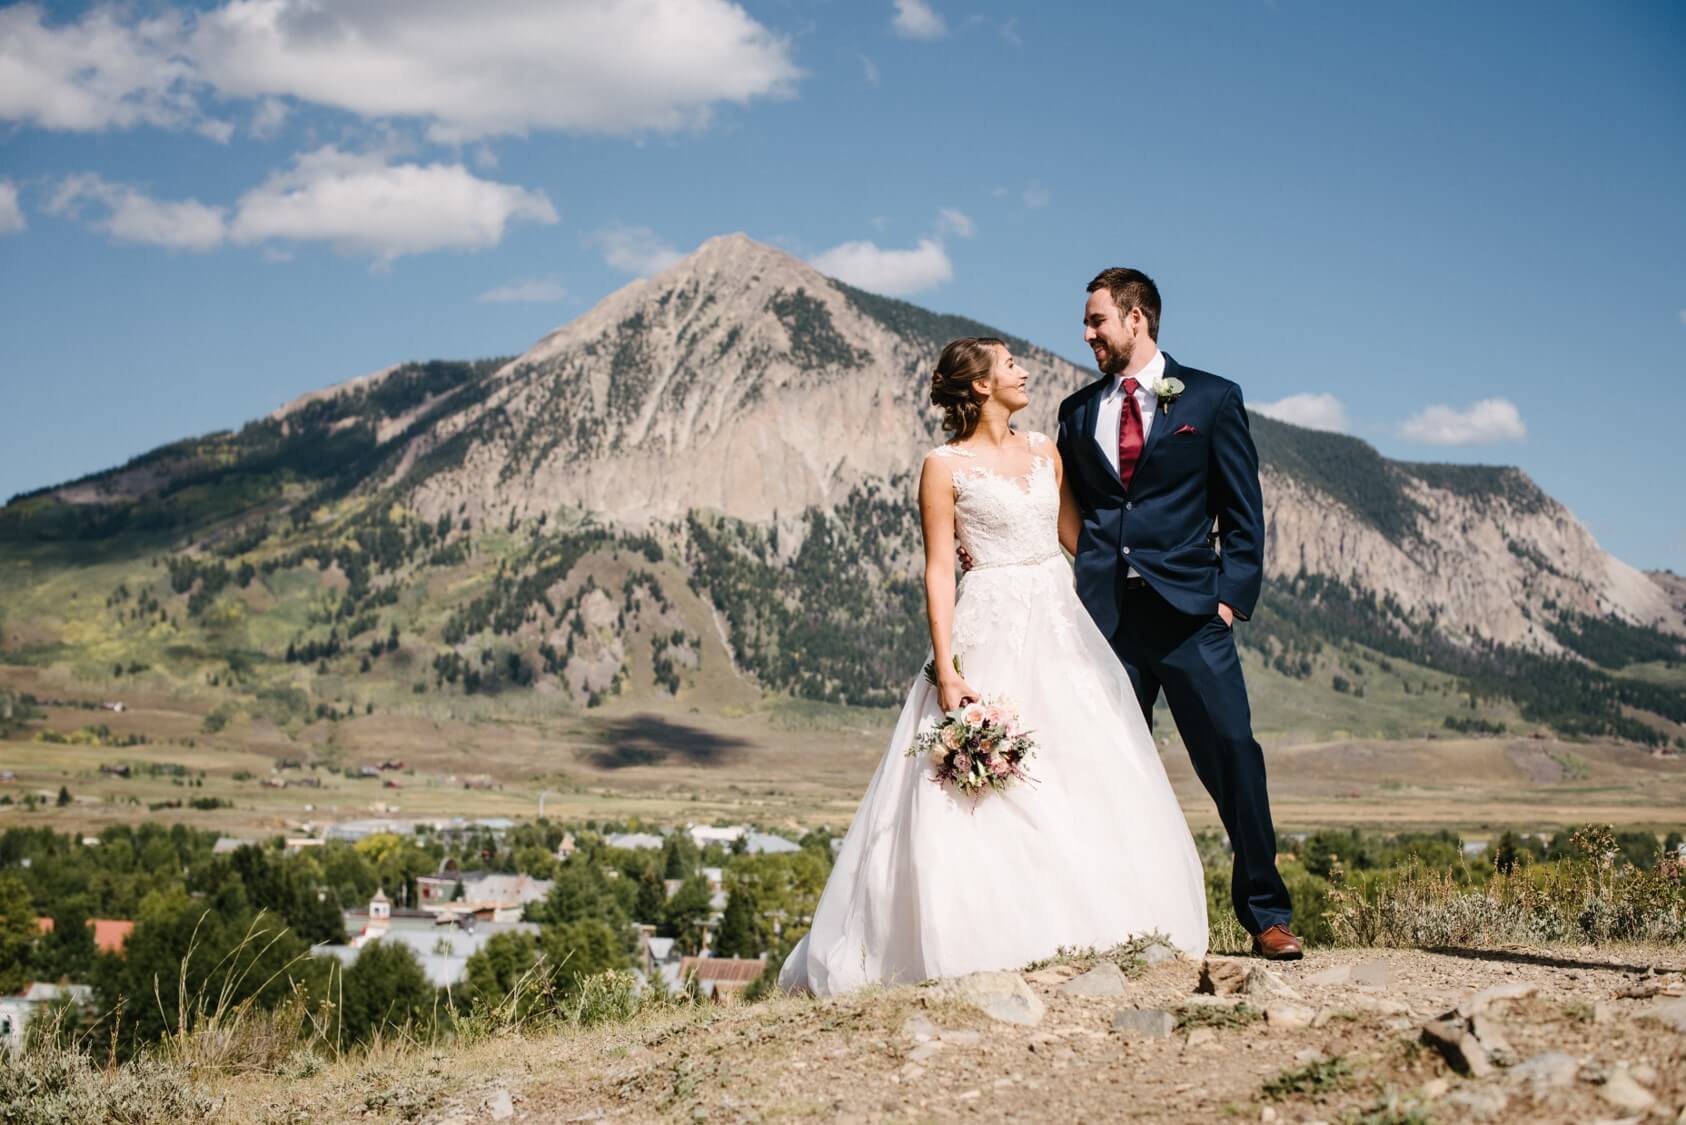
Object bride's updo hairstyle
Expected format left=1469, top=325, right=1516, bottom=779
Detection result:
left=930, top=336, right=1005, bottom=440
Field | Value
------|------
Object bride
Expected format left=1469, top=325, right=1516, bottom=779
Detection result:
left=779, top=337, right=1208, bottom=996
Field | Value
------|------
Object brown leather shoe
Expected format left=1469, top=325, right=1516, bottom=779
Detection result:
left=1251, top=924, right=1304, bottom=961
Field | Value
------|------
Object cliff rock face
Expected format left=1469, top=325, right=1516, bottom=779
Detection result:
left=390, top=233, right=1077, bottom=526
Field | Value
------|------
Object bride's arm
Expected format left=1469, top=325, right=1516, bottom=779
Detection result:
left=1052, top=446, right=1080, bottom=557
left=918, top=454, right=975, bottom=710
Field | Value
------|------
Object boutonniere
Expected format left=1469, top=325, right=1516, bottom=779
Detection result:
left=1154, top=376, right=1185, bottom=415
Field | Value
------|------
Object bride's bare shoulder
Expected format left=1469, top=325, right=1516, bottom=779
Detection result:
left=927, top=441, right=976, bottom=460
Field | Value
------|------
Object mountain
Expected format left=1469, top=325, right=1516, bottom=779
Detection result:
left=1, top=236, right=1681, bottom=743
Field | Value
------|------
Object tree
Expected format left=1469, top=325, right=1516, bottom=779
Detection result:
left=663, top=876, right=713, bottom=955
left=335, top=939, right=437, bottom=1046
left=712, top=888, right=763, bottom=959
left=1492, top=831, right=1523, bottom=875
left=540, top=919, right=630, bottom=992
left=634, top=868, right=667, bottom=926
left=459, top=931, right=541, bottom=1015
left=662, top=835, right=697, bottom=880
left=33, top=901, right=97, bottom=982
left=93, top=884, right=316, bottom=1058
left=56, top=785, right=71, bottom=808
left=529, top=861, right=628, bottom=934
left=0, top=874, right=38, bottom=993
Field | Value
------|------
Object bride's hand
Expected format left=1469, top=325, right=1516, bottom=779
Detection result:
left=938, top=676, right=979, bottom=713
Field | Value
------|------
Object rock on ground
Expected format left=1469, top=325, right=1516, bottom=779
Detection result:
left=932, top=971, right=1046, bottom=1026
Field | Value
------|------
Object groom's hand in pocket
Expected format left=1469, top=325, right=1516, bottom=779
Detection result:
left=1218, top=603, right=1235, bottom=629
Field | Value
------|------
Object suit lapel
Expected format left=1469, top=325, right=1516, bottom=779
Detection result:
left=1076, top=377, right=1125, bottom=498
left=1132, top=352, right=1179, bottom=479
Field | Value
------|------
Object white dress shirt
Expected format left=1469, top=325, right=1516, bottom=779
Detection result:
left=1091, top=347, right=1165, bottom=474
left=1092, top=348, right=1165, bottom=579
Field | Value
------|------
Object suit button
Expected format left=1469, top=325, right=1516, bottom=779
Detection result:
left=1125, top=501, right=1134, bottom=511
left=1122, top=546, right=1131, bottom=556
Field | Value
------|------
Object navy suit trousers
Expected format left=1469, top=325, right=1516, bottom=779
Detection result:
left=1109, top=580, right=1292, bottom=935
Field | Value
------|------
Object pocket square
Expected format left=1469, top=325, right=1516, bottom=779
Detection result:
left=1174, top=424, right=1198, bottom=436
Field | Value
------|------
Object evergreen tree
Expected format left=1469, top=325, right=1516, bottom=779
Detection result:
left=663, top=876, right=713, bottom=955
left=662, top=834, right=697, bottom=880
left=56, top=785, right=71, bottom=808
left=713, top=888, right=762, bottom=959
left=0, top=875, right=38, bottom=994
left=634, top=868, right=667, bottom=925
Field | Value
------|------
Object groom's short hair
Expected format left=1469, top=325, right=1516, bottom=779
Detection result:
left=1087, top=268, right=1161, bottom=341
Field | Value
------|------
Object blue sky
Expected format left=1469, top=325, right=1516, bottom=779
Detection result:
left=1, top=0, right=1682, bottom=570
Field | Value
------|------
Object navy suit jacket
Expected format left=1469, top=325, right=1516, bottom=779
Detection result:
left=1055, top=353, right=1264, bottom=638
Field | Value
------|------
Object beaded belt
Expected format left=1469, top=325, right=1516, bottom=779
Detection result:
left=965, top=552, right=1062, bottom=572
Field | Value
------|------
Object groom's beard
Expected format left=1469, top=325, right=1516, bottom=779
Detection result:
left=1093, top=336, right=1133, bottom=376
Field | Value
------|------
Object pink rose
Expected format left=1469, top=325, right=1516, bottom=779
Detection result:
left=940, top=724, right=963, bottom=751
left=962, top=702, right=987, bottom=727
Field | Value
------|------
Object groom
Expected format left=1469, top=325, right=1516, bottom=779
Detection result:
left=1055, top=268, right=1300, bottom=960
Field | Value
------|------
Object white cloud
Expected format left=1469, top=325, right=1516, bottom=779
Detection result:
left=0, top=181, right=24, bottom=235
left=1678, top=308, right=1686, bottom=325
left=860, top=55, right=880, bottom=86
left=0, top=4, right=211, bottom=133
left=229, top=146, right=557, bottom=264
left=1254, top=393, right=1349, bottom=433
left=2, top=1, right=797, bottom=143
left=45, top=150, right=556, bottom=263
left=811, top=238, right=952, bottom=296
left=249, top=96, right=289, bottom=139
left=476, top=279, right=565, bottom=304
left=1400, top=398, right=1527, bottom=445
left=936, top=208, right=974, bottom=239
left=189, top=0, right=799, bottom=142
left=1023, top=182, right=1051, bottom=209
left=47, top=173, right=228, bottom=251
left=593, top=226, right=684, bottom=277
left=892, top=0, right=946, bottom=40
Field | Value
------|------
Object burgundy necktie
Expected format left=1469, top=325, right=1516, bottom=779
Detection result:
left=1117, top=376, right=1144, bottom=491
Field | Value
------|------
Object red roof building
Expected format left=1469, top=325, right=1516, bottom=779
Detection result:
left=34, top=917, right=135, bottom=955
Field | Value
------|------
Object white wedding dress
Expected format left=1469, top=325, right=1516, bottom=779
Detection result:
left=779, top=433, right=1208, bottom=996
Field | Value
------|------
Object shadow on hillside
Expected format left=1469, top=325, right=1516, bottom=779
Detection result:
left=583, top=714, right=751, bottom=770
left=1424, top=946, right=1683, bottom=974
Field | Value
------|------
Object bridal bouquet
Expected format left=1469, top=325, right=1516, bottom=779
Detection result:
left=908, top=695, right=1037, bottom=799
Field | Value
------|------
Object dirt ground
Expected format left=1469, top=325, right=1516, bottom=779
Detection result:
left=220, top=944, right=1686, bottom=1124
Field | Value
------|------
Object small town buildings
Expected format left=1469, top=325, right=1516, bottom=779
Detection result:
left=677, top=956, right=768, bottom=1003
left=605, top=832, right=664, bottom=851
left=0, top=983, right=93, bottom=1055
left=316, top=890, right=542, bottom=988
left=415, top=861, right=552, bottom=920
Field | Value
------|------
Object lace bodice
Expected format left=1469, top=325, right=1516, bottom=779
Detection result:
left=930, top=432, right=1061, bottom=570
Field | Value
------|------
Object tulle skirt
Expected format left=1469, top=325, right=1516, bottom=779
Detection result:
left=779, top=555, right=1208, bottom=996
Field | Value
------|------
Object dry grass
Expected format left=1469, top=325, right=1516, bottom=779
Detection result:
left=1326, top=826, right=1686, bottom=947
